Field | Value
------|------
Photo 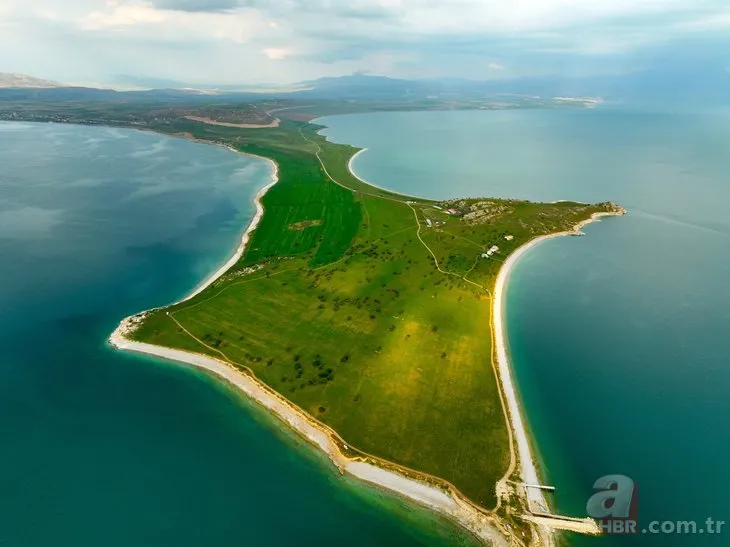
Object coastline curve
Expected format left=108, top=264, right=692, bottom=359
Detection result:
left=109, top=129, right=623, bottom=546
left=346, top=148, right=419, bottom=199
left=108, top=334, right=509, bottom=546
left=492, top=210, right=626, bottom=513
left=109, top=143, right=511, bottom=545
left=182, top=155, right=278, bottom=303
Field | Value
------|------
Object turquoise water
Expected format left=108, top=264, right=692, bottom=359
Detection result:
left=320, top=109, right=730, bottom=546
left=0, top=122, right=479, bottom=547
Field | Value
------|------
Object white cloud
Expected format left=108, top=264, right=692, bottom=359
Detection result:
left=76, top=2, right=271, bottom=45
left=262, top=47, right=290, bottom=59
left=81, top=4, right=167, bottom=29
left=2, top=0, right=730, bottom=84
left=676, top=11, right=730, bottom=31
left=391, top=0, right=692, bottom=34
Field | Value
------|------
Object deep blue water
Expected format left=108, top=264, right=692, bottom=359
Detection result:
left=320, top=108, right=730, bottom=546
left=0, top=122, right=479, bottom=547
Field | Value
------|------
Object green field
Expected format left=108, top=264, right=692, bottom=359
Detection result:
left=132, top=118, right=621, bottom=508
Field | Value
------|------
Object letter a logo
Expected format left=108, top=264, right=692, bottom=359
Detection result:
left=586, top=475, right=635, bottom=519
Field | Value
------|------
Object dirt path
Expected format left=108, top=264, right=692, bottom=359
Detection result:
left=185, top=115, right=280, bottom=129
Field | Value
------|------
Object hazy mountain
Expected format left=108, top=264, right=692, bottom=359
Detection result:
left=299, top=74, right=431, bottom=99
left=0, top=85, right=262, bottom=104
left=297, top=73, right=607, bottom=100
left=299, top=70, right=730, bottom=105
left=3, top=68, right=730, bottom=106
left=0, top=73, right=63, bottom=89
left=112, top=74, right=192, bottom=90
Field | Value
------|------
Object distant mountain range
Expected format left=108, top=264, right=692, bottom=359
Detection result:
left=0, top=73, right=63, bottom=89
left=297, top=72, right=730, bottom=105
left=2, top=69, right=730, bottom=106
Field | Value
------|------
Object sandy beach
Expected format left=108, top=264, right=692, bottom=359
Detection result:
left=109, top=334, right=509, bottom=546
left=184, top=115, right=281, bottom=129
left=492, top=209, right=626, bottom=513
left=182, top=157, right=278, bottom=302
left=341, top=143, right=421, bottom=200
left=109, top=145, right=510, bottom=546
left=109, top=131, right=622, bottom=545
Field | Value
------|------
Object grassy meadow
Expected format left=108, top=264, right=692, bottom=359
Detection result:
left=133, top=118, right=621, bottom=507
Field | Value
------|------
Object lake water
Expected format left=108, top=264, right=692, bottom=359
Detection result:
left=320, top=108, right=730, bottom=546
left=0, top=122, right=479, bottom=547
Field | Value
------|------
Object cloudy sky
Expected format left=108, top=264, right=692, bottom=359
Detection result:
left=2, top=0, right=730, bottom=86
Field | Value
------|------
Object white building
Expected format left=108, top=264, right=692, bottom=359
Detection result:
left=482, top=245, right=501, bottom=258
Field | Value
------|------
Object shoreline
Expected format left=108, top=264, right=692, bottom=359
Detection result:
left=184, top=115, right=281, bottom=129
left=338, top=122, right=622, bottom=522
left=108, top=125, right=623, bottom=545
left=492, top=209, right=627, bottom=514
left=108, top=336, right=509, bottom=546
left=346, top=148, right=419, bottom=199
left=315, top=123, right=428, bottom=201
left=182, top=156, right=278, bottom=303
left=109, top=142, right=510, bottom=546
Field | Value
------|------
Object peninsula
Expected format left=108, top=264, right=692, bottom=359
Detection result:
left=99, top=112, right=624, bottom=545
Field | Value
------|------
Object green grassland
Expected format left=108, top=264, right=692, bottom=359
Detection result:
left=131, top=117, right=621, bottom=508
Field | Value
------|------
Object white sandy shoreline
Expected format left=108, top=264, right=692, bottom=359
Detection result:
left=109, top=336, right=509, bottom=546
left=492, top=209, right=626, bottom=514
left=183, top=155, right=278, bottom=303
left=109, top=128, right=623, bottom=545
left=109, top=144, right=509, bottom=545
left=346, top=148, right=419, bottom=199
left=316, top=122, right=430, bottom=201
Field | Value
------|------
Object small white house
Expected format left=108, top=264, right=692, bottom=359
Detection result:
left=481, top=245, right=500, bottom=258
left=482, top=246, right=500, bottom=258
left=426, top=218, right=433, bottom=227
left=505, top=235, right=514, bottom=241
